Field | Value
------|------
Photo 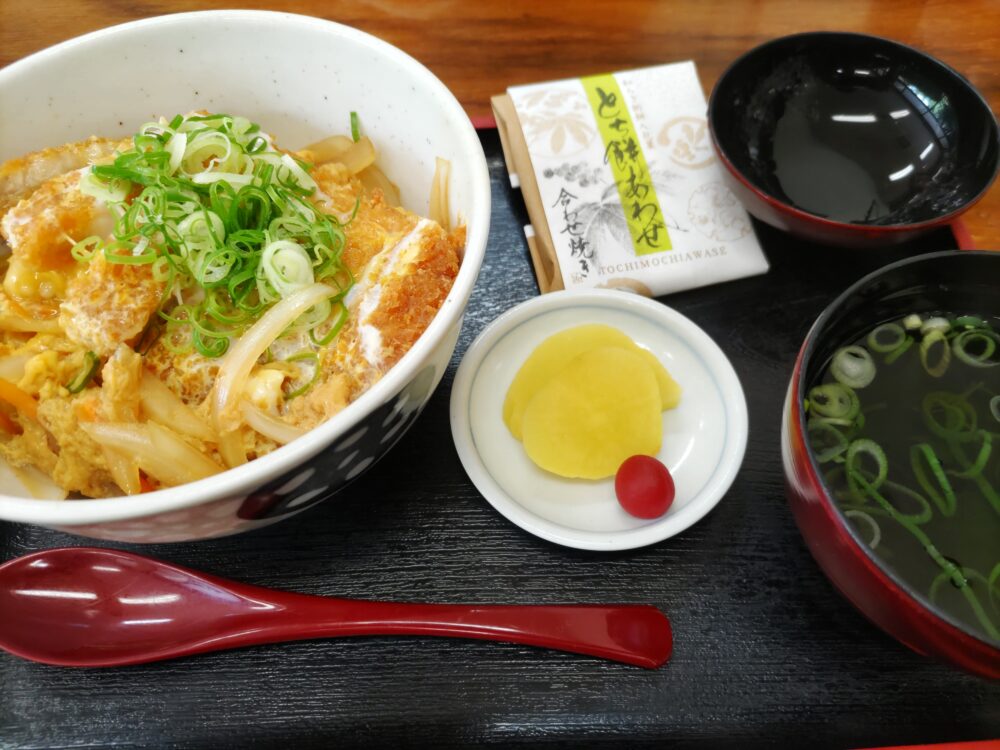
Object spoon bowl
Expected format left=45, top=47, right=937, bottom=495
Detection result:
left=0, top=548, right=672, bottom=669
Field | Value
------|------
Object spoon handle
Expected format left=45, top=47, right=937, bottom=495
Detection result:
left=207, top=583, right=671, bottom=668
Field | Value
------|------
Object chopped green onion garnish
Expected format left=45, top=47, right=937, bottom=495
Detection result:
left=953, top=315, right=988, bottom=330
left=70, top=235, right=102, bottom=263
left=807, top=419, right=849, bottom=463
left=846, top=438, right=888, bottom=496
left=807, top=383, right=860, bottom=421
left=843, top=508, right=881, bottom=549
left=884, top=335, right=914, bottom=365
left=77, top=113, right=353, bottom=356
left=910, top=443, right=957, bottom=516
left=880, top=480, right=933, bottom=524
left=920, top=329, right=951, bottom=377
left=989, top=562, right=1000, bottom=613
left=922, top=391, right=977, bottom=441
left=848, top=470, right=1000, bottom=640
left=867, top=323, right=905, bottom=353
left=66, top=352, right=100, bottom=393
left=309, top=302, right=349, bottom=346
left=948, top=439, right=1000, bottom=517
left=920, top=317, right=951, bottom=336
left=283, top=351, right=321, bottom=399
left=953, top=328, right=1000, bottom=368
left=928, top=565, right=1000, bottom=642
left=350, top=111, right=360, bottom=143
left=951, top=429, right=992, bottom=479
left=831, top=346, right=876, bottom=389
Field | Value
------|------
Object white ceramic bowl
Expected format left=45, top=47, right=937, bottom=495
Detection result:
left=0, top=11, right=491, bottom=542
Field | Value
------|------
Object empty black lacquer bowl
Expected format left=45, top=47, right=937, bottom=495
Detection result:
left=709, top=32, right=999, bottom=247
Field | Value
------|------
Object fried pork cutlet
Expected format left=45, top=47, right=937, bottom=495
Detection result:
left=287, top=208, right=461, bottom=431
left=0, top=136, right=128, bottom=216
left=0, top=122, right=463, bottom=497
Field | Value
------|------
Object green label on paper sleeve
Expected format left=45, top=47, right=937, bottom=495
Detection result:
left=581, top=73, right=671, bottom=255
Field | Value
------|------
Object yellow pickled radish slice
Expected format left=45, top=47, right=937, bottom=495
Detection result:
left=639, top=349, right=681, bottom=409
left=521, top=346, right=663, bottom=479
left=503, top=324, right=678, bottom=438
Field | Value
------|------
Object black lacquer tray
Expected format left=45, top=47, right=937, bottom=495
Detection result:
left=1, top=130, right=997, bottom=750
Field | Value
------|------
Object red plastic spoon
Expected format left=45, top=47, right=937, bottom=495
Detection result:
left=0, top=547, right=672, bottom=668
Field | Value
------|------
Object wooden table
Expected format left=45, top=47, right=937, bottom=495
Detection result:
left=2, top=0, right=1000, bottom=245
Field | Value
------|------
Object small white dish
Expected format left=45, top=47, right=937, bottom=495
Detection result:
left=450, top=289, right=748, bottom=551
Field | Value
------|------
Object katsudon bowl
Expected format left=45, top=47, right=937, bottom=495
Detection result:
left=0, top=11, right=491, bottom=542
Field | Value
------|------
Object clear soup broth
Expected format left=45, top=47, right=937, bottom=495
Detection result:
left=806, top=312, right=1000, bottom=643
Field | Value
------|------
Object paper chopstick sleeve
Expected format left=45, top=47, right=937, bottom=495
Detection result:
left=491, top=93, right=564, bottom=293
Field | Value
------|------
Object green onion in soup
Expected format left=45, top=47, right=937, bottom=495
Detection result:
left=805, top=312, right=1000, bottom=643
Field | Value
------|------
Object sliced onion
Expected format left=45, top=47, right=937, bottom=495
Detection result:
left=358, top=165, right=401, bottom=206
left=0, top=354, right=31, bottom=382
left=212, top=282, right=335, bottom=432
left=0, top=459, right=67, bottom=500
left=242, top=403, right=305, bottom=445
left=80, top=421, right=149, bottom=451
left=830, top=346, right=876, bottom=389
left=429, top=156, right=451, bottom=231
left=139, top=371, right=216, bottom=442
left=102, top=446, right=141, bottom=496
left=82, top=422, right=223, bottom=488
left=302, top=134, right=354, bottom=164
left=218, top=430, right=247, bottom=469
left=339, top=137, right=376, bottom=175
left=0, top=313, right=61, bottom=334
left=145, top=422, right=224, bottom=484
